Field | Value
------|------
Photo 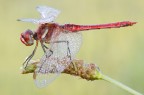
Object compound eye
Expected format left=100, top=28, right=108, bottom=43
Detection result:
left=20, top=29, right=34, bottom=46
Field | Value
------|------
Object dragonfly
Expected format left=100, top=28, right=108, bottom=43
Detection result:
left=18, top=6, right=136, bottom=88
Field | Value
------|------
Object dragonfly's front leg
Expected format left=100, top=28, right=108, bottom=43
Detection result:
left=40, top=42, right=53, bottom=58
left=23, top=41, right=38, bottom=69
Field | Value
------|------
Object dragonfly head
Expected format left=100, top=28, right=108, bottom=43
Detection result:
left=20, top=29, right=34, bottom=46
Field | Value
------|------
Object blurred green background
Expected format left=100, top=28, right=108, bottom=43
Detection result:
left=0, top=0, right=143, bottom=95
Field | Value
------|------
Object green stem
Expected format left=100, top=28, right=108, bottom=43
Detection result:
left=100, top=74, right=143, bottom=95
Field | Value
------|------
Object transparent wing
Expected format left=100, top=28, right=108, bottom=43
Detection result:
left=50, top=32, right=83, bottom=60
left=36, top=6, right=60, bottom=19
left=34, top=31, right=82, bottom=87
left=34, top=50, right=62, bottom=88
left=17, top=18, right=39, bottom=24
left=34, top=73, right=60, bottom=88
left=18, top=6, right=60, bottom=24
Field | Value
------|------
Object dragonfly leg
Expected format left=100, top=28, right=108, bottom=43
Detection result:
left=40, top=42, right=53, bottom=58
left=23, top=41, right=38, bottom=69
left=65, top=41, right=77, bottom=71
left=40, top=42, right=47, bottom=53
left=65, top=41, right=71, bottom=60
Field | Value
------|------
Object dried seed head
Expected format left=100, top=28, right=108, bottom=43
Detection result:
left=63, top=59, right=101, bottom=80
left=21, top=59, right=102, bottom=80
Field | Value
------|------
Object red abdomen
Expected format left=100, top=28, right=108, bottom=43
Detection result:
left=63, top=21, right=136, bottom=32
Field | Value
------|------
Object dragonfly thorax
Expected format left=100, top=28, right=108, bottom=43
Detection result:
left=36, top=23, right=60, bottom=43
left=20, top=29, right=34, bottom=46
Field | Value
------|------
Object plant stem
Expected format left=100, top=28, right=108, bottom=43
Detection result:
left=101, top=74, right=143, bottom=95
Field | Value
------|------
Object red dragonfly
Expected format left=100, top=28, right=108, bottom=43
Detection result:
left=19, top=6, right=136, bottom=87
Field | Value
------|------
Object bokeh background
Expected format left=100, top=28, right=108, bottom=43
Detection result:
left=0, top=0, right=143, bottom=95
